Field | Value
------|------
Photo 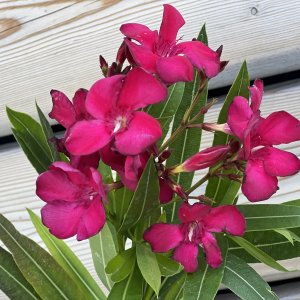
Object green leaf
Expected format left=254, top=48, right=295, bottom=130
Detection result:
left=156, top=254, right=183, bottom=277
left=0, top=214, right=85, bottom=300
left=183, top=235, right=227, bottom=300
left=136, top=243, right=161, bottom=295
left=205, top=61, right=249, bottom=204
left=107, top=262, right=143, bottom=300
left=229, top=228, right=300, bottom=262
left=0, top=246, right=41, bottom=300
left=28, top=209, right=105, bottom=299
left=36, top=102, right=60, bottom=161
left=7, top=107, right=53, bottom=173
left=238, top=204, right=300, bottom=231
left=159, top=272, right=187, bottom=300
left=223, top=254, right=279, bottom=300
left=284, top=199, right=300, bottom=206
left=119, top=158, right=160, bottom=232
left=89, top=222, right=118, bottom=291
left=105, top=248, right=135, bottom=283
left=274, top=229, right=294, bottom=245
left=229, top=236, right=288, bottom=272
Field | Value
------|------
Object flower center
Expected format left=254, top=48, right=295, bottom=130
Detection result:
left=113, top=115, right=127, bottom=133
left=187, top=221, right=200, bottom=242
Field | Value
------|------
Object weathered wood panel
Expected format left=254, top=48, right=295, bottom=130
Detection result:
left=1, top=0, right=300, bottom=136
left=0, top=80, right=299, bottom=300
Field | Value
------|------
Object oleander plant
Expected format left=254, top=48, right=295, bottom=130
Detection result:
left=1, top=4, right=300, bottom=300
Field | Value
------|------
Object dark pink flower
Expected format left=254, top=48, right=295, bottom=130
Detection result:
left=120, top=4, right=222, bottom=84
left=49, top=88, right=100, bottom=170
left=144, top=202, right=245, bottom=272
left=171, top=145, right=231, bottom=173
left=227, top=80, right=300, bottom=201
left=65, top=67, right=167, bottom=156
left=36, top=162, right=107, bottom=241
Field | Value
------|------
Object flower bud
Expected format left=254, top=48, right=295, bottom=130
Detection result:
left=171, top=145, right=231, bottom=173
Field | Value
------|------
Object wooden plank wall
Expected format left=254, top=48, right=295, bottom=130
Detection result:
left=1, top=0, right=300, bottom=298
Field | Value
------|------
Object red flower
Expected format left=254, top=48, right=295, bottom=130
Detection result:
left=65, top=67, right=167, bottom=156
left=227, top=80, right=300, bottom=201
left=120, top=4, right=222, bottom=84
left=36, top=162, right=107, bottom=241
left=144, top=202, right=245, bottom=272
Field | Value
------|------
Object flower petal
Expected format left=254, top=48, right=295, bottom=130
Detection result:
left=202, top=232, right=222, bottom=268
left=118, top=67, right=167, bottom=111
left=49, top=90, right=76, bottom=128
left=36, top=170, right=80, bottom=202
left=159, top=4, right=185, bottom=45
left=77, top=196, right=106, bottom=241
left=242, top=159, right=278, bottom=202
left=70, top=152, right=100, bottom=172
left=156, top=56, right=194, bottom=84
left=178, top=202, right=211, bottom=223
left=120, top=23, right=158, bottom=49
left=159, top=178, right=174, bottom=204
left=72, top=88, right=88, bottom=118
left=125, top=39, right=158, bottom=73
left=86, top=75, right=124, bottom=120
left=144, top=223, right=183, bottom=252
left=249, top=79, right=264, bottom=112
left=228, top=96, right=253, bottom=140
left=258, top=111, right=300, bottom=145
left=203, top=205, right=246, bottom=236
left=115, top=111, right=162, bottom=155
left=260, top=147, right=300, bottom=177
left=176, top=41, right=220, bottom=78
left=100, top=142, right=126, bottom=172
left=65, top=120, right=111, bottom=155
left=41, top=202, right=84, bottom=239
left=173, top=242, right=198, bottom=273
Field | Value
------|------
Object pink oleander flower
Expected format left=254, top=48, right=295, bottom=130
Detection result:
left=171, top=145, right=231, bottom=173
left=36, top=162, right=107, bottom=241
left=144, top=202, right=245, bottom=272
left=120, top=4, right=223, bottom=84
left=227, top=80, right=300, bottom=201
left=49, top=88, right=100, bottom=170
left=65, top=67, right=167, bottom=156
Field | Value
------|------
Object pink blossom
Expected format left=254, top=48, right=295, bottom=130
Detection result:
left=120, top=4, right=223, bottom=84
left=144, top=202, right=245, bottom=272
left=171, top=145, right=231, bottom=173
left=49, top=88, right=100, bottom=170
left=36, top=162, right=107, bottom=241
left=65, top=67, right=167, bottom=156
left=227, top=80, right=300, bottom=201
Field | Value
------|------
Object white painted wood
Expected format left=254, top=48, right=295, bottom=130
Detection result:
left=0, top=79, right=299, bottom=299
left=1, top=0, right=300, bottom=136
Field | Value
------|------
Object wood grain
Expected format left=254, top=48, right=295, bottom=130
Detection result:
left=0, top=80, right=299, bottom=299
left=1, top=0, right=300, bottom=136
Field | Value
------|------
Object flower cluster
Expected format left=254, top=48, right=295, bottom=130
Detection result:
left=35, top=4, right=300, bottom=274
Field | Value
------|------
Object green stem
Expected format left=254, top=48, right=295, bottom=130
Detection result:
left=117, top=234, right=125, bottom=252
left=186, top=173, right=210, bottom=195
left=144, top=285, right=154, bottom=300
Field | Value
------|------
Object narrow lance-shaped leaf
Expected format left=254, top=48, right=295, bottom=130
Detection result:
left=229, top=227, right=300, bottom=262
left=205, top=61, right=249, bottom=205
left=7, top=107, right=53, bottom=173
left=107, top=262, right=144, bottom=300
left=165, top=24, right=208, bottom=222
left=183, top=235, right=228, bottom=300
left=237, top=204, right=300, bottom=231
left=159, top=272, right=187, bottom=300
left=28, top=209, right=106, bottom=300
left=0, top=246, right=41, bottom=300
left=0, top=214, right=85, bottom=300
left=119, top=157, right=160, bottom=232
left=89, top=221, right=118, bottom=291
left=156, top=253, right=183, bottom=277
left=36, top=102, right=60, bottom=161
left=222, top=254, right=279, bottom=300
left=105, top=248, right=135, bottom=283
left=229, top=236, right=288, bottom=272
left=136, top=243, right=161, bottom=296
